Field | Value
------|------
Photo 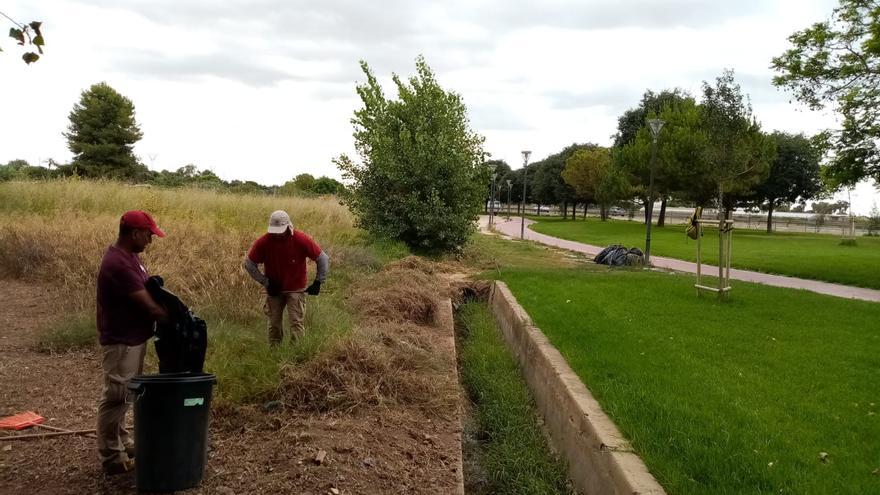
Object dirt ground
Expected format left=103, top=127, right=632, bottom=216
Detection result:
left=0, top=280, right=463, bottom=494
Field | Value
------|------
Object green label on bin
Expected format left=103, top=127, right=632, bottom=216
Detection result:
left=184, top=397, right=204, bottom=407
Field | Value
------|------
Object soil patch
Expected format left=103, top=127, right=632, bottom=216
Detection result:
left=0, top=278, right=463, bottom=494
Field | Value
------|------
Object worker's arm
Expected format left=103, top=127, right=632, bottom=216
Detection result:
left=243, top=257, right=269, bottom=287
left=130, top=289, right=169, bottom=323
left=305, top=251, right=329, bottom=295
left=315, top=251, right=329, bottom=282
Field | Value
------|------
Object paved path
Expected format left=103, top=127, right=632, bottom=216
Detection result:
left=484, top=215, right=880, bottom=303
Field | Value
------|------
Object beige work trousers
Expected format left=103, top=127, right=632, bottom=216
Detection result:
left=97, top=343, right=145, bottom=465
left=264, top=292, right=306, bottom=344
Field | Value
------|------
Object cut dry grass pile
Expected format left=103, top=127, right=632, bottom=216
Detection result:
left=278, top=257, right=460, bottom=417
left=279, top=322, right=456, bottom=415
left=347, top=255, right=469, bottom=325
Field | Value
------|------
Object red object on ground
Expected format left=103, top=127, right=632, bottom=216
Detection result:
left=0, top=411, right=45, bottom=430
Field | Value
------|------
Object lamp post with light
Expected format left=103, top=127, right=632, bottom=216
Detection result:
left=506, top=179, right=512, bottom=219
left=520, top=150, right=531, bottom=239
left=644, top=118, right=665, bottom=264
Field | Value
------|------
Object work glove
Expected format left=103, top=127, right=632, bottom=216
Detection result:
left=266, top=280, right=282, bottom=297
left=305, top=280, right=321, bottom=296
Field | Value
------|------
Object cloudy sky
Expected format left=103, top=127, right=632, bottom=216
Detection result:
left=1, top=0, right=877, bottom=213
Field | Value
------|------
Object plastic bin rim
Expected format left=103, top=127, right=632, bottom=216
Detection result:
left=128, top=372, right=217, bottom=386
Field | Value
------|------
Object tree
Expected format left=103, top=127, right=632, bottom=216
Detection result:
left=1, top=12, right=44, bottom=64
left=291, top=173, right=317, bottom=192
left=64, top=82, right=145, bottom=179
left=530, top=143, right=594, bottom=218
left=562, top=147, right=629, bottom=220
left=810, top=200, right=850, bottom=214
left=335, top=56, right=486, bottom=252
left=700, top=70, right=775, bottom=218
left=484, top=159, right=511, bottom=212
left=614, top=94, right=710, bottom=223
left=312, top=176, right=344, bottom=195
left=753, top=132, right=825, bottom=232
left=772, top=0, right=880, bottom=186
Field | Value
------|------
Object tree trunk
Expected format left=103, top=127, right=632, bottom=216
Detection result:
left=766, top=201, right=774, bottom=234
left=600, top=204, right=607, bottom=221
left=658, top=197, right=668, bottom=227
left=643, top=199, right=650, bottom=224
left=563, top=201, right=568, bottom=220
left=583, top=204, right=588, bottom=219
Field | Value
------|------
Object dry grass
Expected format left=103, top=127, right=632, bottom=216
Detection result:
left=279, top=322, right=457, bottom=416
left=1, top=180, right=461, bottom=415
left=278, top=260, right=460, bottom=416
left=0, top=179, right=360, bottom=320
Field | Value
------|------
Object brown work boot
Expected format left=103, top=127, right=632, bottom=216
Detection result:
left=103, top=456, right=135, bottom=476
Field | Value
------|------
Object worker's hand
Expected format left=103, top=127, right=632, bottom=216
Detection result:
left=305, top=280, right=321, bottom=296
left=266, top=280, right=282, bottom=297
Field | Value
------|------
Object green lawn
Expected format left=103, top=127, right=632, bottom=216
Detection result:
left=528, top=217, right=880, bottom=289
left=498, top=267, right=880, bottom=494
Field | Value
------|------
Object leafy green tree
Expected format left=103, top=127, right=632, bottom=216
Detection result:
left=1, top=12, right=44, bottom=64
left=613, top=89, right=692, bottom=148
left=563, top=147, right=631, bottom=220
left=485, top=159, right=511, bottom=211
left=772, top=0, right=880, bottom=186
left=312, top=176, right=344, bottom=195
left=700, top=70, right=775, bottom=218
left=335, top=56, right=486, bottom=252
left=810, top=200, right=850, bottom=214
left=64, top=82, right=146, bottom=179
left=0, top=159, right=28, bottom=181
left=753, top=132, right=825, bottom=232
left=614, top=94, right=710, bottom=223
left=531, top=144, right=594, bottom=218
left=292, top=173, right=317, bottom=192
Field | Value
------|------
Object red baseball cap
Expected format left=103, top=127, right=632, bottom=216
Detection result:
left=120, top=210, right=166, bottom=237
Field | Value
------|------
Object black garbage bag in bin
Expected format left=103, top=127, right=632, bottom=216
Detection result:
left=128, top=373, right=217, bottom=492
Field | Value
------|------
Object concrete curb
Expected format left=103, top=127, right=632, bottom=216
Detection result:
left=489, top=281, right=666, bottom=495
left=434, top=297, right=466, bottom=495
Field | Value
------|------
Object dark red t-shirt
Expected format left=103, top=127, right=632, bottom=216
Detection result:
left=96, top=245, right=154, bottom=346
left=247, top=231, right=322, bottom=291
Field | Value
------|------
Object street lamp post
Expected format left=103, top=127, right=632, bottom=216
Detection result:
left=506, top=179, right=512, bottom=219
left=644, top=118, right=665, bottom=265
left=520, top=150, right=531, bottom=239
left=489, top=172, right=497, bottom=228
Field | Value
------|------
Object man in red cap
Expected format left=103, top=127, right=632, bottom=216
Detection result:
left=95, top=210, right=168, bottom=475
left=244, top=210, right=329, bottom=345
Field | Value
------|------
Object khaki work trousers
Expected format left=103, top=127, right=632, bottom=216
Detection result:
left=97, top=343, right=146, bottom=465
left=264, top=292, right=306, bottom=344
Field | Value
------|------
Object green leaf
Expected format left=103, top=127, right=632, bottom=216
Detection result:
left=33, top=34, right=44, bottom=46
left=22, top=52, right=40, bottom=64
left=28, top=21, right=42, bottom=31
left=9, top=28, right=25, bottom=45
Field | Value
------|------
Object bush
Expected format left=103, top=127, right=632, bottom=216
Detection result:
left=336, top=56, right=487, bottom=253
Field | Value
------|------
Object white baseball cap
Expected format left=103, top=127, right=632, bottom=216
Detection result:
left=268, top=210, right=293, bottom=234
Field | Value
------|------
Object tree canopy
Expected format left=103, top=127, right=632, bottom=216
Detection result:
left=753, top=132, right=825, bottom=232
left=772, top=0, right=880, bottom=186
left=699, top=70, right=775, bottom=215
left=336, top=56, right=486, bottom=252
left=64, top=82, right=147, bottom=179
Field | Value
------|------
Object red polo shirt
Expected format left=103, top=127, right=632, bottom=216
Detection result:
left=247, top=230, right=322, bottom=291
left=96, top=245, right=154, bottom=346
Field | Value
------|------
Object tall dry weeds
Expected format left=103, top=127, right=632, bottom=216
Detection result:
left=0, top=180, right=359, bottom=320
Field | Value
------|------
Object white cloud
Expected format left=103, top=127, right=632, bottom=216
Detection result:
left=1, top=0, right=876, bottom=212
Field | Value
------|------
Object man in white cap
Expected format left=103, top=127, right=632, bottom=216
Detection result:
left=243, top=210, right=329, bottom=345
